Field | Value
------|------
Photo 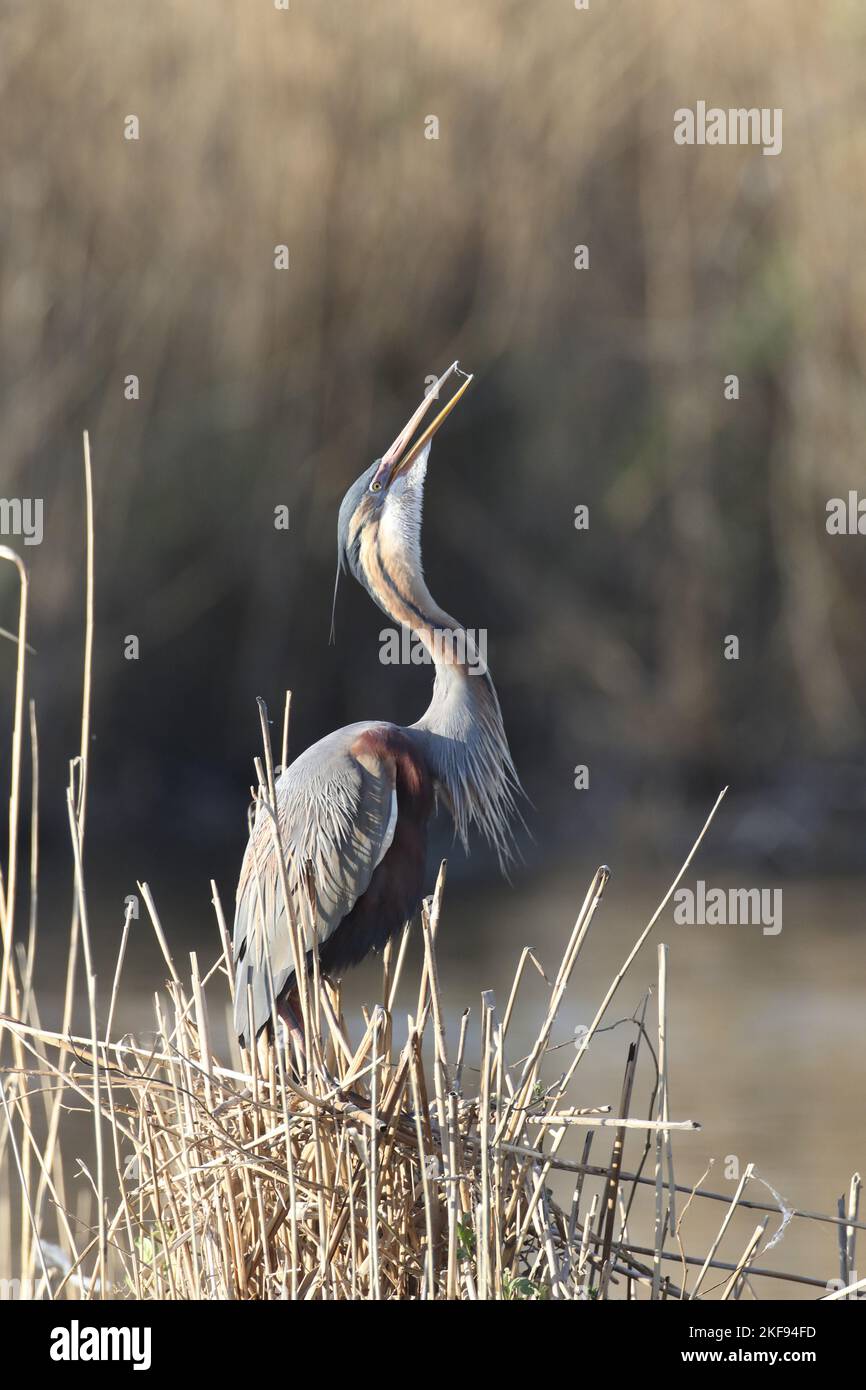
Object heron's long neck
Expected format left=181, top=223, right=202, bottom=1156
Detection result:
left=361, top=511, right=521, bottom=867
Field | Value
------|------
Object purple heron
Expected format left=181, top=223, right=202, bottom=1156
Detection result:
left=232, top=363, right=521, bottom=1046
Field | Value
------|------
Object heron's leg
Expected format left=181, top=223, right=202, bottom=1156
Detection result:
left=277, top=986, right=306, bottom=1074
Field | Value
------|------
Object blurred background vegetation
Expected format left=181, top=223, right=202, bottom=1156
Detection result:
left=1, top=0, right=866, bottom=878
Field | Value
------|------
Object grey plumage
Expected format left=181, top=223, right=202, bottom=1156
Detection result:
left=233, top=724, right=397, bottom=1046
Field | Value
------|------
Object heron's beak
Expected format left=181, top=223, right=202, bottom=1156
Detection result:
left=374, top=361, right=473, bottom=489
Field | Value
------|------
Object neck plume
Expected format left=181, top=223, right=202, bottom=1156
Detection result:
left=412, top=650, right=523, bottom=872
left=362, top=491, right=522, bottom=869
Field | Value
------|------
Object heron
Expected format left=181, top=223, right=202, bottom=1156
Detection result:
left=232, top=362, right=521, bottom=1048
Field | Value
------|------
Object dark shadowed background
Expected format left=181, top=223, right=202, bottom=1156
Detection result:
left=1, top=1, right=864, bottom=1293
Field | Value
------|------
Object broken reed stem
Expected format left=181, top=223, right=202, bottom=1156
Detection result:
left=721, top=1219, right=767, bottom=1300
left=78, top=430, right=95, bottom=836
left=652, top=941, right=670, bottom=1299
left=599, top=1041, right=638, bottom=1296
left=279, top=691, right=292, bottom=774
left=690, top=1161, right=755, bottom=1299
left=0, top=546, right=27, bottom=1019
left=23, top=698, right=38, bottom=1007
left=104, top=899, right=135, bottom=1046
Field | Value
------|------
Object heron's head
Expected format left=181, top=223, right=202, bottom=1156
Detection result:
left=336, top=363, right=472, bottom=607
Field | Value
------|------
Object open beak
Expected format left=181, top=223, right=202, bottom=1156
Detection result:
left=373, top=361, right=473, bottom=489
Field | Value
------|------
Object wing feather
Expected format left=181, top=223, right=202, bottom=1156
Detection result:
left=232, top=723, right=397, bottom=1045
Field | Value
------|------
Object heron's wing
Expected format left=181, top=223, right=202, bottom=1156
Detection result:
left=232, top=725, right=398, bottom=1045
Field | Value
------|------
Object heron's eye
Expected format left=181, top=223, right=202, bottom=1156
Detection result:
left=370, top=480, right=382, bottom=493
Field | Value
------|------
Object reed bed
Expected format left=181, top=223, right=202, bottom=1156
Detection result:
left=0, top=443, right=863, bottom=1301
left=2, top=833, right=863, bottom=1302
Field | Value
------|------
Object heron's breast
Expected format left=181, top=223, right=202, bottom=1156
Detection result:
left=351, top=725, right=434, bottom=824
